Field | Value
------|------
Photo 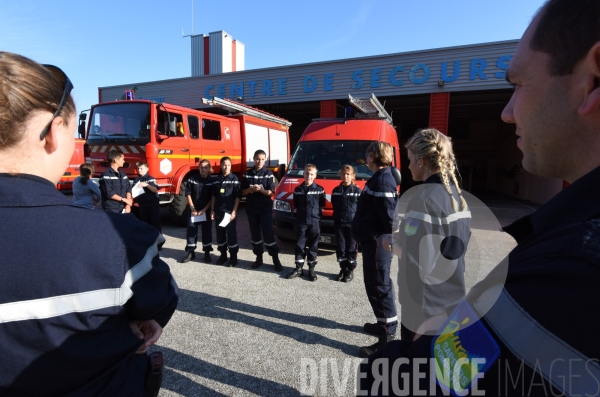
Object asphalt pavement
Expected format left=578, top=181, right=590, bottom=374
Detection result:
left=151, top=191, right=534, bottom=397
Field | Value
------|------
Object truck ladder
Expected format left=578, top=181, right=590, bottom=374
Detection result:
left=202, top=97, right=292, bottom=127
left=348, top=93, right=393, bottom=125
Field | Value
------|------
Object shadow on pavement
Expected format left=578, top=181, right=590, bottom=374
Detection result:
left=158, top=347, right=296, bottom=397
left=177, top=289, right=363, bottom=355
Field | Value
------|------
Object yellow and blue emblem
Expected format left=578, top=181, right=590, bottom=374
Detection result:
left=404, top=218, right=420, bottom=236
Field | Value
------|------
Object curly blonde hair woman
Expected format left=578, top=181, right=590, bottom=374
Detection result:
left=404, top=128, right=467, bottom=212
left=385, top=128, right=471, bottom=342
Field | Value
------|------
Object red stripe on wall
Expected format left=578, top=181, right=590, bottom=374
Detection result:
left=232, top=41, right=237, bottom=72
left=204, top=36, right=210, bottom=75
left=429, top=92, right=450, bottom=135
left=320, top=100, right=337, bottom=118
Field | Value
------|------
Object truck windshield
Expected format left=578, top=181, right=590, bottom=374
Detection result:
left=87, top=103, right=151, bottom=144
left=287, top=140, right=375, bottom=180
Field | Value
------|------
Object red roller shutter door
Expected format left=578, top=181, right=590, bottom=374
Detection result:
left=429, top=92, right=450, bottom=135
left=320, top=100, right=337, bottom=118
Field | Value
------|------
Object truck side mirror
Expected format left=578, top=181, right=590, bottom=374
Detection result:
left=390, top=166, right=402, bottom=186
left=276, top=163, right=286, bottom=180
left=78, top=113, right=87, bottom=139
left=77, top=110, right=87, bottom=139
left=78, top=124, right=86, bottom=139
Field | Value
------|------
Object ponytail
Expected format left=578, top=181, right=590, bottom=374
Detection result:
left=79, top=163, right=93, bottom=185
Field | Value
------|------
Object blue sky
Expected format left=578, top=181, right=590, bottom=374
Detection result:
left=1, top=0, right=543, bottom=113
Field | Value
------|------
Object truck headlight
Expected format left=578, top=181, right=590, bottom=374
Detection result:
left=274, top=199, right=291, bottom=212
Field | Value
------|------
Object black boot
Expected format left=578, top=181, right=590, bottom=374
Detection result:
left=342, top=268, right=354, bottom=283
left=216, top=252, right=228, bottom=266
left=336, top=260, right=348, bottom=281
left=286, top=263, right=303, bottom=279
left=359, top=334, right=394, bottom=358
left=203, top=251, right=212, bottom=263
left=180, top=251, right=195, bottom=263
left=251, top=254, right=263, bottom=269
left=272, top=254, right=283, bottom=272
left=228, top=253, right=238, bottom=267
left=308, top=265, right=317, bottom=282
left=363, top=322, right=383, bottom=336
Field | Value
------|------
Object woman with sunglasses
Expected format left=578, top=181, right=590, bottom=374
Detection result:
left=0, top=52, right=178, bottom=396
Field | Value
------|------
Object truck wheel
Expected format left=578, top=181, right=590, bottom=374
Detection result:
left=169, top=187, right=188, bottom=226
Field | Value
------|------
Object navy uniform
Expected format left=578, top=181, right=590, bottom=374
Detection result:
left=184, top=174, right=215, bottom=257
left=292, top=182, right=326, bottom=272
left=213, top=172, right=241, bottom=265
left=242, top=166, right=282, bottom=270
left=331, top=183, right=362, bottom=281
left=0, top=173, right=178, bottom=396
left=133, top=172, right=162, bottom=233
left=395, top=173, right=471, bottom=341
left=352, top=167, right=398, bottom=354
left=99, top=166, right=131, bottom=213
left=358, top=166, right=600, bottom=396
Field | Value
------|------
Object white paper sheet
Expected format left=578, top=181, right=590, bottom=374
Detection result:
left=191, top=212, right=207, bottom=223
left=219, top=212, right=232, bottom=227
left=131, top=183, right=145, bottom=198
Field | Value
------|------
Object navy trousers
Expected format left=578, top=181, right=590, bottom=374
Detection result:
left=247, top=211, right=279, bottom=256
left=294, top=222, right=319, bottom=265
left=361, top=236, right=398, bottom=335
left=139, top=204, right=162, bottom=233
left=334, top=224, right=357, bottom=270
left=185, top=210, right=213, bottom=253
left=215, top=211, right=238, bottom=254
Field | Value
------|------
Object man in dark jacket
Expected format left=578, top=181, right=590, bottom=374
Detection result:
left=181, top=159, right=215, bottom=263
left=242, top=150, right=282, bottom=272
left=358, top=1, right=600, bottom=395
left=99, top=149, right=132, bottom=213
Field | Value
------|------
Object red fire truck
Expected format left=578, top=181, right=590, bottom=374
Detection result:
left=56, top=138, right=86, bottom=191
left=79, top=97, right=291, bottom=221
left=272, top=94, right=401, bottom=245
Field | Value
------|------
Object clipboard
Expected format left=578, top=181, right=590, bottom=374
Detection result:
left=191, top=213, right=207, bottom=223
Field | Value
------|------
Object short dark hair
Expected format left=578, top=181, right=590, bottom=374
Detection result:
left=220, top=156, right=232, bottom=166
left=107, top=150, right=123, bottom=163
left=136, top=161, right=148, bottom=168
left=531, top=0, right=600, bottom=76
left=253, top=149, right=266, bottom=159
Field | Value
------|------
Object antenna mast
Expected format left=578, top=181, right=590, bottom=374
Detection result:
left=182, top=0, right=195, bottom=37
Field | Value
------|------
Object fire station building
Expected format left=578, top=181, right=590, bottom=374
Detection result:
left=99, top=32, right=562, bottom=205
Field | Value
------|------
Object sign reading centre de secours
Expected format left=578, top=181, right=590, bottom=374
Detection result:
left=202, top=55, right=513, bottom=100
left=101, top=41, right=518, bottom=106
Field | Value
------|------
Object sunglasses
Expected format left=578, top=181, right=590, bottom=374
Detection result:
left=39, top=64, right=74, bottom=141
